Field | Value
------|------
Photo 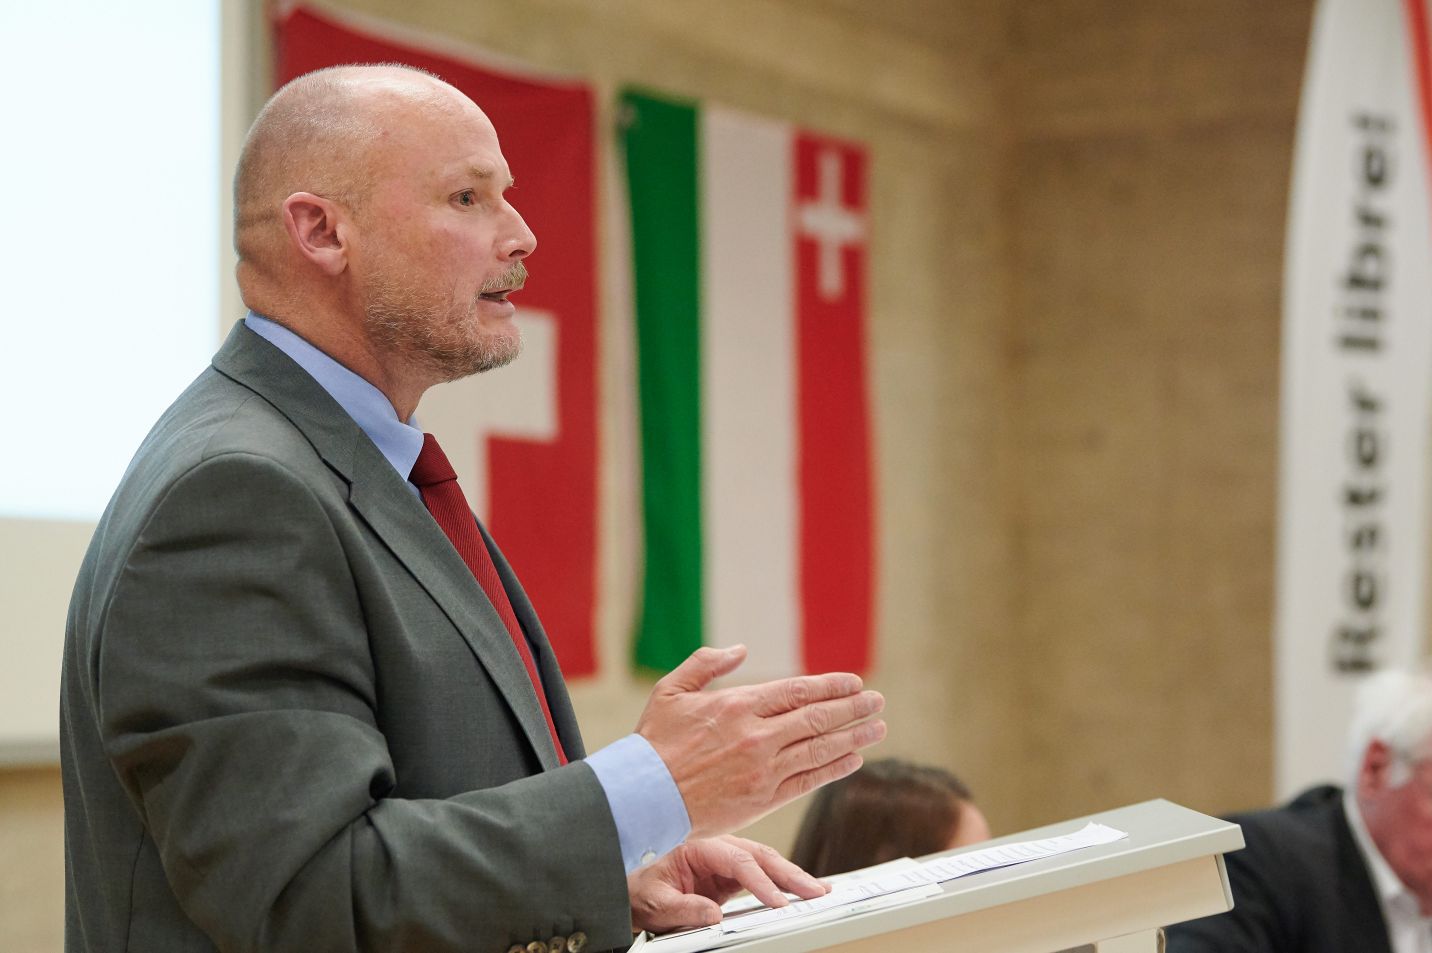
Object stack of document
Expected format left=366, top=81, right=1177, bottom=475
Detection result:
left=629, top=822, right=1128, bottom=953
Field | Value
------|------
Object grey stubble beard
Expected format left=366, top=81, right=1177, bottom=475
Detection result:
left=363, top=261, right=527, bottom=383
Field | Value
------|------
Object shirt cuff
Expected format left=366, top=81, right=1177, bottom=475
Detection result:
left=585, top=733, right=691, bottom=873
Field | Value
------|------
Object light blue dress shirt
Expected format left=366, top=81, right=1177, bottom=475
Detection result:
left=245, top=312, right=690, bottom=873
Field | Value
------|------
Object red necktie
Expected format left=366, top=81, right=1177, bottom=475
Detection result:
left=409, top=433, right=567, bottom=764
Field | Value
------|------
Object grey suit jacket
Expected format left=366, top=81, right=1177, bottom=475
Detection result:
left=61, top=323, right=630, bottom=952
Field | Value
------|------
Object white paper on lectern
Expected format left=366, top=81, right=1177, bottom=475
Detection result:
left=718, top=857, right=923, bottom=917
left=634, top=884, right=944, bottom=953
left=631, top=822, right=1128, bottom=953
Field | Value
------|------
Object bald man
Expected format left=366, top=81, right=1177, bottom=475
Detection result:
left=60, top=64, right=885, bottom=953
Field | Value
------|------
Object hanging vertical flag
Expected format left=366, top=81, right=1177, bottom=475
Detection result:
left=1275, top=0, right=1432, bottom=794
left=274, top=4, right=601, bottom=675
left=622, top=90, right=876, bottom=680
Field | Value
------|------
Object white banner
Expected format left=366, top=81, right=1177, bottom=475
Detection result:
left=1276, top=0, right=1432, bottom=795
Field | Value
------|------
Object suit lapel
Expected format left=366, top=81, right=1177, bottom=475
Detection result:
left=1330, top=794, right=1396, bottom=953
left=212, top=323, right=562, bottom=771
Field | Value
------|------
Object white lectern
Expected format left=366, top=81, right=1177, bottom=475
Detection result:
left=643, top=799, right=1244, bottom=953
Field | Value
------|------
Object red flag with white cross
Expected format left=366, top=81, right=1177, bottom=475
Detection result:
left=275, top=5, right=600, bottom=675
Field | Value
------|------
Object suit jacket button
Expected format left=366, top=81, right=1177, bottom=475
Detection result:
left=567, top=933, right=588, bottom=953
left=527, top=942, right=548, bottom=953
left=548, top=937, right=567, bottom=953
left=507, top=946, right=526, bottom=953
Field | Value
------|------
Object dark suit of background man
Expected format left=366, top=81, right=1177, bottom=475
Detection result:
left=1166, top=669, right=1432, bottom=953
left=60, top=63, right=889, bottom=953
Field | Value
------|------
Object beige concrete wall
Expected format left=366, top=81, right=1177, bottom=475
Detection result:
left=0, top=1, right=1317, bottom=949
left=1001, top=0, right=1313, bottom=824
left=0, top=767, right=64, bottom=953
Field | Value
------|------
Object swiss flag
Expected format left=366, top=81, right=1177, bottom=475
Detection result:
left=274, top=5, right=600, bottom=675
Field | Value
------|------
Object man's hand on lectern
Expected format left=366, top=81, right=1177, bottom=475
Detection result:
left=635, top=644, right=887, bottom=839
left=628, top=835, right=829, bottom=933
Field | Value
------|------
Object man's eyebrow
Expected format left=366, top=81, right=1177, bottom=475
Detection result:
left=467, top=166, right=516, bottom=188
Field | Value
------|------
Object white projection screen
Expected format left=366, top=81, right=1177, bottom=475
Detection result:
left=0, top=0, right=248, bottom=759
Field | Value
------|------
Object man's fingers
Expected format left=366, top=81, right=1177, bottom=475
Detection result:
left=657, top=645, right=747, bottom=694
left=773, top=751, right=866, bottom=805
left=720, top=836, right=828, bottom=900
left=775, top=718, right=886, bottom=780
left=712, top=842, right=789, bottom=909
left=635, top=885, right=723, bottom=933
left=750, top=672, right=864, bottom=717
left=767, top=690, right=884, bottom=747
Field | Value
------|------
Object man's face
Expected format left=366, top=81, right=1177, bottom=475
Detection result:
left=1361, top=742, right=1432, bottom=914
left=351, top=89, right=536, bottom=384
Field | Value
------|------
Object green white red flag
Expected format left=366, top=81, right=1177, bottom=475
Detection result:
left=621, top=90, right=876, bottom=679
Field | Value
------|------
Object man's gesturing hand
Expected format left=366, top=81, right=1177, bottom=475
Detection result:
left=628, top=835, right=828, bottom=934
left=635, top=645, right=886, bottom=839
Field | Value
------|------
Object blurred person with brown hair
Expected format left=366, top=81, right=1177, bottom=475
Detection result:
left=789, top=758, right=991, bottom=877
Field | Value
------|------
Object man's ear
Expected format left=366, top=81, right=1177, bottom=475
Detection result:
left=1359, top=739, right=1402, bottom=797
left=281, top=192, right=350, bottom=276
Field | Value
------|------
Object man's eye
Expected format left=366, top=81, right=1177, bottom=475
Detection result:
left=457, top=190, right=476, bottom=206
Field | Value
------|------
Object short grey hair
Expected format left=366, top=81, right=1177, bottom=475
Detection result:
left=1345, top=666, right=1432, bottom=788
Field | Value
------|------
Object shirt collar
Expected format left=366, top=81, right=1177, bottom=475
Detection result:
left=1344, top=789, right=1422, bottom=914
left=243, top=312, right=424, bottom=480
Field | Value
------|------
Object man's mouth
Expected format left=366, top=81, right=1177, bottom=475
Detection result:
left=478, top=262, right=529, bottom=304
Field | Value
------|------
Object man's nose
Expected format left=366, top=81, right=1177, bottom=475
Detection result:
left=500, top=203, right=536, bottom=260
